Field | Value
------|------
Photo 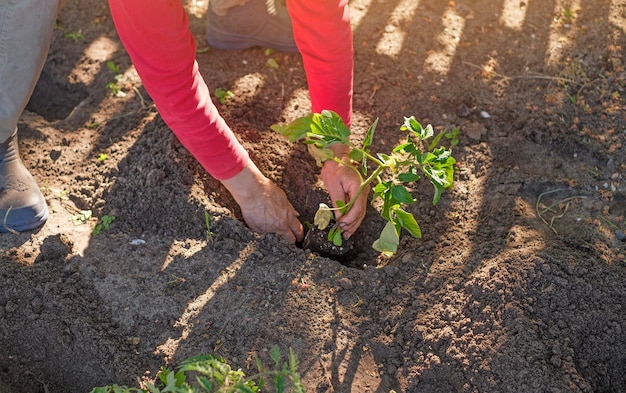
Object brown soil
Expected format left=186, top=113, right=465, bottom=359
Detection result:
left=1, top=0, right=626, bottom=392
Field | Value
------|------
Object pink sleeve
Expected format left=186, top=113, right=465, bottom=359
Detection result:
left=286, top=0, right=353, bottom=126
left=108, top=0, right=248, bottom=181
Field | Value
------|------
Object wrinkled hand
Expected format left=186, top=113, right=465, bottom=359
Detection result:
left=320, top=147, right=368, bottom=239
left=222, top=160, right=304, bottom=244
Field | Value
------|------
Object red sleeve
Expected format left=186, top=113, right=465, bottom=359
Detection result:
left=286, top=0, right=353, bottom=127
left=108, top=0, right=248, bottom=181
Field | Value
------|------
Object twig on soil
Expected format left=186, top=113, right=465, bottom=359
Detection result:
left=598, top=214, right=620, bottom=230
left=132, top=86, right=149, bottom=108
left=462, top=61, right=597, bottom=90
left=536, top=188, right=588, bottom=234
left=25, top=371, right=50, bottom=393
left=88, top=87, right=156, bottom=128
left=97, top=104, right=156, bottom=126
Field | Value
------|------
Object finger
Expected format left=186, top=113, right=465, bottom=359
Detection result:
left=292, top=221, right=304, bottom=242
left=277, top=227, right=296, bottom=244
left=338, top=200, right=367, bottom=238
left=329, top=193, right=348, bottom=221
left=289, top=212, right=304, bottom=242
left=338, top=213, right=359, bottom=238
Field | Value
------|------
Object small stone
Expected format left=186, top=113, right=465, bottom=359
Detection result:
left=465, top=122, right=486, bottom=140
left=338, top=277, right=354, bottom=290
left=146, top=169, right=163, bottom=187
left=125, top=336, right=141, bottom=345
left=457, top=104, right=471, bottom=117
left=383, top=265, right=399, bottom=277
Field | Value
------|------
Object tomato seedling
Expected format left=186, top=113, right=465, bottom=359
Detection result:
left=273, top=110, right=456, bottom=256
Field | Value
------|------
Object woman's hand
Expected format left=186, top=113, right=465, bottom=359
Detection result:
left=320, top=145, right=368, bottom=239
left=222, top=160, right=304, bottom=244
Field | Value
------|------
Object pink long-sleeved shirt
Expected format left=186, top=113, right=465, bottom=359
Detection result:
left=108, top=0, right=353, bottom=180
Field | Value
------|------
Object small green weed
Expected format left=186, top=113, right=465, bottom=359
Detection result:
left=204, top=210, right=214, bottom=241
left=89, top=346, right=305, bottom=393
left=444, top=127, right=460, bottom=146
left=167, top=274, right=186, bottom=286
left=54, top=21, right=84, bottom=42
left=106, top=60, right=126, bottom=98
left=266, top=58, right=279, bottom=69
left=64, top=30, right=84, bottom=42
left=215, top=87, right=235, bottom=104
left=93, top=215, right=115, bottom=235
left=560, top=8, right=576, bottom=23
left=265, top=49, right=279, bottom=69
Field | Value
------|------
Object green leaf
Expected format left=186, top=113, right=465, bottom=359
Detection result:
left=348, top=148, right=363, bottom=162
left=377, top=153, right=392, bottom=165
left=328, top=226, right=343, bottom=246
left=372, top=181, right=390, bottom=195
left=361, top=118, right=378, bottom=174
left=335, top=199, right=347, bottom=215
left=374, top=182, right=394, bottom=221
left=309, top=110, right=352, bottom=146
left=313, top=203, right=333, bottom=230
left=307, top=144, right=335, bottom=166
left=391, top=185, right=415, bottom=204
left=424, top=166, right=452, bottom=189
left=275, top=374, right=285, bottom=393
left=392, top=140, right=416, bottom=154
left=372, top=221, right=400, bottom=256
left=428, top=130, right=446, bottom=151
left=401, top=116, right=422, bottom=134
left=288, top=348, right=300, bottom=374
left=197, top=376, right=213, bottom=391
left=362, top=118, right=377, bottom=153
left=271, top=115, right=314, bottom=142
left=421, top=123, right=434, bottom=140
left=394, top=208, right=421, bottom=238
left=266, top=58, right=279, bottom=69
left=236, top=384, right=258, bottom=393
left=270, top=345, right=282, bottom=368
left=432, top=182, right=444, bottom=205
left=106, top=60, right=119, bottom=73
left=398, top=172, right=420, bottom=183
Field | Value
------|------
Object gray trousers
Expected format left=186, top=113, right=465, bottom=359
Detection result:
left=0, top=0, right=60, bottom=142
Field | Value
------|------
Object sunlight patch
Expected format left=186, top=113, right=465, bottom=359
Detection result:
left=375, top=0, right=420, bottom=58
left=77, top=36, right=119, bottom=85
left=500, top=0, right=528, bottom=30
left=424, top=6, right=465, bottom=75
left=230, top=72, right=266, bottom=101
left=349, top=0, right=374, bottom=29
left=280, top=88, right=312, bottom=122
left=609, top=0, right=626, bottom=34
left=545, top=0, right=581, bottom=67
left=156, top=246, right=248, bottom=360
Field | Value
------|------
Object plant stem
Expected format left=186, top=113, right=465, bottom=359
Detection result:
left=331, top=161, right=387, bottom=215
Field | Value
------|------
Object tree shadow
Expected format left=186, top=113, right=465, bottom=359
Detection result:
left=3, top=0, right=626, bottom=391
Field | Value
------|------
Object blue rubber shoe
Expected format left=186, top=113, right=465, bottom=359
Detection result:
left=205, top=0, right=298, bottom=53
left=0, top=132, right=48, bottom=233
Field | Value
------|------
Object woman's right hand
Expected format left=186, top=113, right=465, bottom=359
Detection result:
left=221, top=159, right=304, bottom=244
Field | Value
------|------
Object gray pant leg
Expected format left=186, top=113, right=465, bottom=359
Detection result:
left=0, top=0, right=60, bottom=142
